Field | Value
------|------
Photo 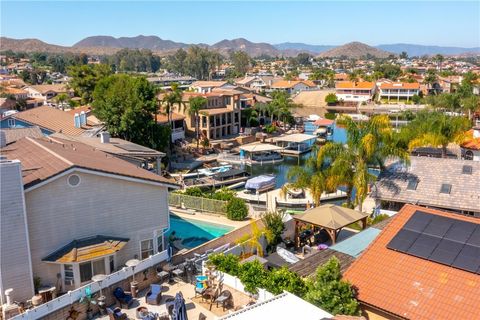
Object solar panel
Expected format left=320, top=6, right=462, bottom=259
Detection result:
left=423, top=215, right=453, bottom=238
left=407, top=233, right=441, bottom=258
left=452, top=245, right=480, bottom=273
left=387, top=229, right=419, bottom=252
left=429, top=239, right=463, bottom=265
left=403, top=211, right=433, bottom=233
left=387, top=210, right=480, bottom=274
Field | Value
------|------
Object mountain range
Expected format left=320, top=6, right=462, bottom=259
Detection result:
left=1, top=35, right=479, bottom=57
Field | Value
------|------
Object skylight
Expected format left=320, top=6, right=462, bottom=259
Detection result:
left=440, top=184, right=452, bottom=194
left=462, top=165, right=473, bottom=175
left=406, top=179, right=418, bottom=190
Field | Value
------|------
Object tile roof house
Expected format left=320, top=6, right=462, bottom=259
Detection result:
left=372, top=157, right=480, bottom=216
left=270, top=80, right=316, bottom=94
left=0, top=137, right=177, bottom=303
left=23, top=84, right=73, bottom=102
left=0, top=126, right=44, bottom=145
left=378, top=82, right=421, bottom=102
left=461, top=127, right=480, bottom=161
left=344, top=204, right=480, bottom=320
left=0, top=105, right=96, bottom=136
left=335, top=81, right=376, bottom=103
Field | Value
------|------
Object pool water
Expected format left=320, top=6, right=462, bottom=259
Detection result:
left=166, top=215, right=234, bottom=249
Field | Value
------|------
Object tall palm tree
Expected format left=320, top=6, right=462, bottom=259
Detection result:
left=269, top=90, right=297, bottom=130
left=316, top=115, right=409, bottom=212
left=286, top=161, right=327, bottom=207
left=403, top=111, right=470, bottom=158
left=188, top=96, right=207, bottom=149
left=162, top=83, right=183, bottom=126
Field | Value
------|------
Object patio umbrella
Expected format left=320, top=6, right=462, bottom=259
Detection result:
left=171, top=292, right=188, bottom=320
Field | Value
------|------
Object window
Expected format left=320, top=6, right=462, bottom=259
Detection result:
left=7, top=119, right=15, bottom=127
left=140, top=239, right=154, bottom=259
left=157, top=234, right=164, bottom=253
left=80, top=259, right=105, bottom=283
left=406, top=179, right=418, bottom=190
left=109, top=256, right=115, bottom=273
left=64, top=264, right=74, bottom=286
left=440, top=184, right=452, bottom=194
left=465, top=150, right=474, bottom=160
left=80, top=262, right=93, bottom=283
left=462, top=165, right=473, bottom=174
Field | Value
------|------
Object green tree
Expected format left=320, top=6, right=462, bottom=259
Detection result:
left=269, top=91, right=298, bottom=130
left=318, top=115, right=409, bottom=211
left=399, top=51, right=408, bottom=59
left=188, top=96, right=207, bottom=149
left=68, top=64, right=112, bottom=103
left=261, top=211, right=285, bottom=248
left=238, top=260, right=268, bottom=295
left=287, top=163, right=327, bottom=207
left=265, top=267, right=306, bottom=297
left=92, top=74, right=160, bottom=148
left=226, top=197, right=248, bottom=221
left=53, top=93, right=70, bottom=110
left=325, top=93, right=338, bottom=105
left=461, top=95, right=479, bottom=121
left=162, top=83, right=183, bottom=126
left=402, top=111, right=470, bottom=158
left=304, top=257, right=360, bottom=316
left=230, top=51, right=251, bottom=76
left=424, top=69, right=438, bottom=94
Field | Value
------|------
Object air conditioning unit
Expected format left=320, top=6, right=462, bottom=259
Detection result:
left=64, top=279, right=74, bottom=286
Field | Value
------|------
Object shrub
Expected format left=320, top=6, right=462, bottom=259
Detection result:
left=238, top=260, right=268, bottom=294
left=226, top=198, right=248, bottom=221
left=261, top=211, right=285, bottom=249
left=324, top=112, right=336, bottom=120
left=184, top=187, right=205, bottom=197
left=209, top=253, right=240, bottom=276
left=265, top=267, right=306, bottom=296
left=211, top=188, right=236, bottom=201
left=368, top=213, right=390, bottom=225
left=265, top=124, right=277, bottom=134
left=325, top=93, right=338, bottom=105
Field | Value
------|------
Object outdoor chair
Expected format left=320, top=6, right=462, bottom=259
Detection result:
left=172, top=264, right=185, bottom=282
left=156, top=266, right=170, bottom=283
left=145, top=284, right=162, bottom=305
left=113, top=287, right=134, bottom=308
left=215, top=290, right=233, bottom=311
left=106, top=307, right=128, bottom=320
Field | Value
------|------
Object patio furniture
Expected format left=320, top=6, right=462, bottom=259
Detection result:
left=146, top=284, right=162, bottom=305
left=136, top=306, right=149, bottom=319
left=106, top=307, right=128, bottom=320
left=215, top=290, right=233, bottom=311
left=113, top=287, right=134, bottom=308
left=194, top=275, right=208, bottom=297
left=172, top=267, right=185, bottom=282
left=156, top=266, right=170, bottom=283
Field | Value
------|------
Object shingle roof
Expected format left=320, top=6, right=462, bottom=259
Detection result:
left=1, top=137, right=177, bottom=189
left=10, top=106, right=92, bottom=136
left=372, top=157, right=480, bottom=213
left=344, top=204, right=480, bottom=320
left=191, top=81, right=228, bottom=88
left=1, top=126, right=44, bottom=144
left=27, top=84, right=69, bottom=94
left=289, top=248, right=355, bottom=277
left=271, top=80, right=316, bottom=89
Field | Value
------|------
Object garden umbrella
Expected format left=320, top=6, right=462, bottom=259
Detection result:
left=172, top=292, right=188, bottom=320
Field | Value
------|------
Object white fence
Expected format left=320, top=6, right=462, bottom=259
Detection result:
left=12, top=250, right=169, bottom=320
left=215, top=271, right=274, bottom=303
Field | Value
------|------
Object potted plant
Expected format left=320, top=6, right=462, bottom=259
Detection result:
left=31, top=276, right=43, bottom=306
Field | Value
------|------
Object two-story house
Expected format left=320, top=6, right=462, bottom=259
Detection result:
left=23, top=84, right=73, bottom=104
left=335, top=81, right=376, bottom=103
left=378, top=82, right=420, bottom=102
left=0, top=136, right=178, bottom=303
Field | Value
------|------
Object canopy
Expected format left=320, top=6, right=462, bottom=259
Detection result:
left=272, top=133, right=316, bottom=143
left=314, top=118, right=334, bottom=126
left=245, top=175, right=275, bottom=190
left=295, top=204, right=368, bottom=229
left=239, top=143, right=283, bottom=153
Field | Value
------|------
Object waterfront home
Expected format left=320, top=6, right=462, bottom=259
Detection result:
left=155, top=112, right=186, bottom=142
left=461, top=126, right=480, bottom=161
left=0, top=137, right=178, bottom=303
left=335, top=81, right=376, bottom=103
left=180, top=90, right=242, bottom=140
left=270, top=80, right=316, bottom=95
left=372, top=157, right=480, bottom=216
left=190, top=80, right=229, bottom=93
left=0, top=106, right=96, bottom=136
left=344, top=204, right=480, bottom=319
left=378, top=82, right=420, bottom=102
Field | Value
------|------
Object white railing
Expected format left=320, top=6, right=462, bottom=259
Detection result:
left=215, top=271, right=274, bottom=303
left=12, top=250, right=169, bottom=320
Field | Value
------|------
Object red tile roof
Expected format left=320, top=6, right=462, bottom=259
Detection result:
left=379, top=82, right=420, bottom=90
left=344, top=204, right=480, bottom=320
left=461, top=129, right=480, bottom=150
left=336, top=81, right=375, bottom=90
left=1, top=137, right=177, bottom=188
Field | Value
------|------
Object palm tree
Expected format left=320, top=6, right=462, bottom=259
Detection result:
left=316, top=115, right=409, bottom=212
left=424, top=70, right=438, bottom=94
left=236, top=220, right=264, bottom=257
left=461, top=95, right=479, bottom=122
left=162, top=83, right=183, bottom=126
left=286, top=162, right=327, bottom=207
left=269, top=90, right=297, bottom=130
left=403, top=111, right=470, bottom=158
left=188, top=96, right=207, bottom=149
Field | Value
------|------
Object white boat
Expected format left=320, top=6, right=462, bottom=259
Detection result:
left=198, top=165, right=232, bottom=176
left=245, top=175, right=276, bottom=193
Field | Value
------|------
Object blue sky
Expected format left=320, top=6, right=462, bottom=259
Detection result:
left=1, top=1, right=479, bottom=47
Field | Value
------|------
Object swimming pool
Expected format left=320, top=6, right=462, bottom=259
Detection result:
left=166, top=215, right=234, bottom=249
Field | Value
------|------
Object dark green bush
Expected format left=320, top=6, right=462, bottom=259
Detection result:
left=238, top=260, right=268, bottom=294
left=208, top=253, right=240, bottom=276
left=226, top=198, right=248, bottom=221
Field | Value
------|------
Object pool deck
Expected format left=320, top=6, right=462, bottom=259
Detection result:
left=170, top=208, right=252, bottom=229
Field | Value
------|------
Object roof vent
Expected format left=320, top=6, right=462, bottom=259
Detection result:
left=74, top=113, right=80, bottom=128
left=79, top=111, right=87, bottom=126
left=100, top=132, right=110, bottom=144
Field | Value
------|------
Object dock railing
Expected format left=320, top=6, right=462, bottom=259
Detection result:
left=169, top=193, right=228, bottom=214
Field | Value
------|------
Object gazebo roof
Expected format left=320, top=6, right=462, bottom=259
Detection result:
left=294, top=204, right=369, bottom=230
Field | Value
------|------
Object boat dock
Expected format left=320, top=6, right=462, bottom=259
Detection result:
left=237, top=187, right=348, bottom=211
left=270, top=133, right=317, bottom=156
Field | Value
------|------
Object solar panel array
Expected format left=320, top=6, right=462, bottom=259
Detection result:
left=387, top=210, right=480, bottom=274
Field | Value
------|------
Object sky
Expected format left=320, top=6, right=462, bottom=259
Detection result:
left=1, top=1, right=479, bottom=48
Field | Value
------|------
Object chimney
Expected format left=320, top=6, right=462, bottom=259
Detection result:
left=100, top=131, right=110, bottom=144
left=0, top=130, right=6, bottom=148
left=74, top=113, right=80, bottom=128
left=79, top=111, right=87, bottom=126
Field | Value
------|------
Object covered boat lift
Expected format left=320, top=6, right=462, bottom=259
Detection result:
left=271, top=133, right=317, bottom=156
left=239, top=142, right=284, bottom=165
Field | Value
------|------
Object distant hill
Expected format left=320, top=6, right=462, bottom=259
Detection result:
left=376, top=43, right=480, bottom=57
left=211, top=38, right=281, bottom=57
left=318, top=42, right=392, bottom=58
left=274, top=42, right=335, bottom=54
left=0, top=37, right=69, bottom=53
left=73, top=35, right=190, bottom=51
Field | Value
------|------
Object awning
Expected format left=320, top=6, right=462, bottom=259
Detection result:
left=294, top=204, right=369, bottom=230
left=272, top=133, right=316, bottom=143
left=314, top=118, right=334, bottom=126
left=42, top=235, right=129, bottom=263
left=240, top=143, right=283, bottom=153
left=245, top=175, right=275, bottom=190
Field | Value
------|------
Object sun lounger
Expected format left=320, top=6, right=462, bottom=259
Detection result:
left=146, top=284, right=162, bottom=305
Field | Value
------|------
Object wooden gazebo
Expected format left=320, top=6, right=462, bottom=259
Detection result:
left=294, top=204, right=369, bottom=247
